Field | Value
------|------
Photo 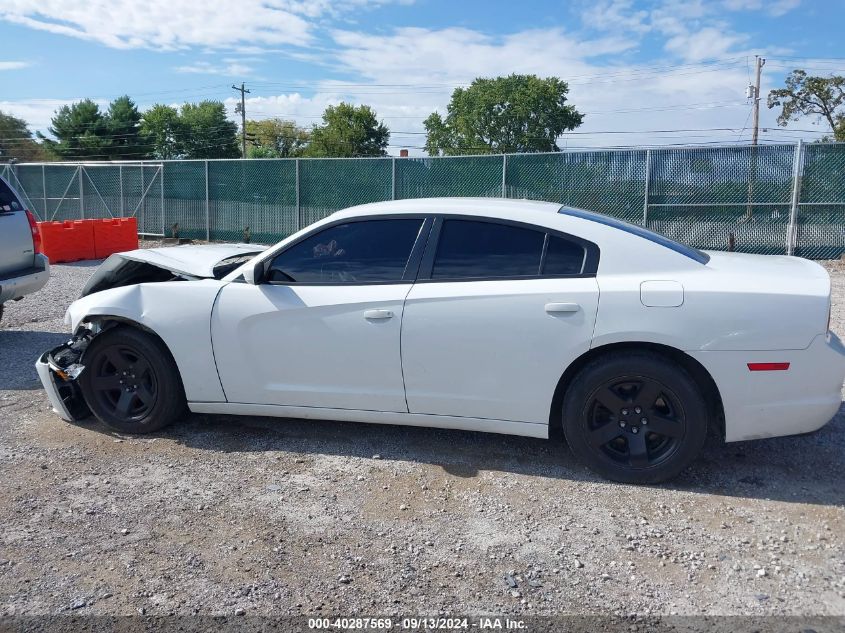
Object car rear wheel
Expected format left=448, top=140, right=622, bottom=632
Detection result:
left=562, top=351, right=708, bottom=484
left=79, top=326, right=186, bottom=434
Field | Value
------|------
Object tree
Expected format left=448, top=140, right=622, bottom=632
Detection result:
left=40, top=98, right=110, bottom=160
left=245, top=118, right=309, bottom=158
left=106, top=95, right=148, bottom=160
left=178, top=101, right=239, bottom=159
left=0, top=111, right=48, bottom=161
left=424, top=75, right=583, bottom=156
left=303, top=103, right=389, bottom=157
left=768, top=70, right=845, bottom=142
left=141, top=104, right=185, bottom=160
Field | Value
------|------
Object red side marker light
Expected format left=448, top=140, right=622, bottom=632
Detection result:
left=747, top=362, right=790, bottom=371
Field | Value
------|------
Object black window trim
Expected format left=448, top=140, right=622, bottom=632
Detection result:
left=415, top=214, right=600, bottom=283
left=260, top=214, right=434, bottom=286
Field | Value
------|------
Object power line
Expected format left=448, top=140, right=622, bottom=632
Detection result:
left=1, top=122, right=832, bottom=148
left=736, top=106, right=754, bottom=142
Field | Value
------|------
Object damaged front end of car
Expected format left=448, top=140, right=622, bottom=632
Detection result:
left=36, top=327, right=95, bottom=421
left=35, top=243, right=268, bottom=423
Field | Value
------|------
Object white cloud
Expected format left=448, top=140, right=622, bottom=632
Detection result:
left=332, top=27, right=637, bottom=86
left=581, top=0, right=650, bottom=34
left=0, top=0, right=412, bottom=51
left=0, top=1, right=824, bottom=152
left=722, top=0, right=801, bottom=16
left=664, top=26, right=750, bottom=61
left=0, top=60, right=31, bottom=70
left=0, top=98, right=108, bottom=132
left=174, top=60, right=256, bottom=77
left=256, top=24, right=811, bottom=153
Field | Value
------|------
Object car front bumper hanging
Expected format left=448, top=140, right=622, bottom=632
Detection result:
left=35, top=335, right=92, bottom=422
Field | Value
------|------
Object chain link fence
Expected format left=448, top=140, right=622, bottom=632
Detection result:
left=3, top=142, right=844, bottom=258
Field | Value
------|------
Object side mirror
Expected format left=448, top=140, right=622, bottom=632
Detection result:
left=242, top=260, right=262, bottom=285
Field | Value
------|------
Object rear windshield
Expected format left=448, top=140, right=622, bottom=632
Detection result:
left=0, top=178, right=24, bottom=212
left=558, top=206, right=710, bottom=264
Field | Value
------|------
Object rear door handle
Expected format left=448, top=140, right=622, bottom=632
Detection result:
left=545, top=302, right=581, bottom=313
left=364, top=309, right=394, bottom=320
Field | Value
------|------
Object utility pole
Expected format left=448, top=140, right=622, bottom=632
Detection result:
left=743, top=55, right=766, bottom=224
left=232, top=82, right=250, bottom=158
left=750, top=55, right=766, bottom=146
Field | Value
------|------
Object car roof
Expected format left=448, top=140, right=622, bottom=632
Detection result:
left=327, top=197, right=709, bottom=268
left=331, top=197, right=562, bottom=219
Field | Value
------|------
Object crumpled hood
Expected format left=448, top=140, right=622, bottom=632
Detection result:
left=109, top=243, right=266, bottom=277
left=80, top=243, right=266, bottom=298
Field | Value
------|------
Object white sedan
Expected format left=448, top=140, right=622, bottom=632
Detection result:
left=36, top=198, right=845, bottom=483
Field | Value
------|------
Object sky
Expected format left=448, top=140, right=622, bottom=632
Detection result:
left=0, top=0, right=843, bottom=156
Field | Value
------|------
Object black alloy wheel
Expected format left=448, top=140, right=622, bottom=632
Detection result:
left=79, top=326, right=186, bottom=433
left=562, top=351, right=708, bottom=484
left=585, top=375, right=686, bottom=469
left=89, top=344, right=158, bottom=422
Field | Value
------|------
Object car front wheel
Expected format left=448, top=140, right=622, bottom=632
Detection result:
left=562, top=351, right=708, bottom=484
left=79, top=326, right=186, bottom=434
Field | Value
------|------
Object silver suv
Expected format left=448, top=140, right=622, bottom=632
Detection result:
left=0, top=175, right=49, bottom=324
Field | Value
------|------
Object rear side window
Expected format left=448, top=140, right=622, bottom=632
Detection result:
left=267, top=218, right=423, bottom=283
left=543, top=235, right=586, bottom=275
left=432, top=220, right=545, bottom=279
left=0, top=179, right=23, bottom=212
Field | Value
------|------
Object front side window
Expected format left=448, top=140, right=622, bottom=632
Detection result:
left=267, top=218, right=423, bottom=284
left=431, top=219, right=545, bottom=280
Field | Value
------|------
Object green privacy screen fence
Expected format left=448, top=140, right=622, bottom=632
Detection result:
left=3, top=141, right=844, bottom=258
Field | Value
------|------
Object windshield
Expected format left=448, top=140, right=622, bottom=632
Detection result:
left=558, top=206, right=710, bottom=264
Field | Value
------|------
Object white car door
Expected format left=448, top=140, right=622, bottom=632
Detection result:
left=401, top=217, right=600, bottom=426
left=211, top=217, right=430, bottom=412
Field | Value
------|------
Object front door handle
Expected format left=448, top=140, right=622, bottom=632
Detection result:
left=545, top=302, right=581, bottom=313
left=364, top=309, right=394, bottom=320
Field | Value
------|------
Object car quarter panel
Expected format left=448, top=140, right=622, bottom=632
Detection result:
left=689, top=333, right=845, bottom=441
left=65, top=280, right=227, bottom=402
left=591, top=253, right=831, bottom=352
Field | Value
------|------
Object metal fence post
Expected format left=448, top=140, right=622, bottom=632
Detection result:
left=119, top=165, right=124, bottom=217
left=295, top=158, right=301, bottom=230
left=160, top=163, right=165, bottom=238
left=140, top=166, right=145, bottom=230
left=786, top=140, right=804, bottom=256
left=78, top=166, right=84, bottom=219
left=642, top=149, right=652, bottom=226
left=501, top=154, right=508, bottom=198
left=41, top=164, right=46, bottom=220
left=204, top=160, right=210, bottom=241
left=391, top=157, right=396, bottom=200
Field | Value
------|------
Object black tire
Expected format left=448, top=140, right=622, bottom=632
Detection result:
left=0, top=303, right=4, bottom=325
left=562, top=351, right=707, bottom=484
left=79, top=326, right=186, bottom=434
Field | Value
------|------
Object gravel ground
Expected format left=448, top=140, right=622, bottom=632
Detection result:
left=0, top=256, right=843, bottom=620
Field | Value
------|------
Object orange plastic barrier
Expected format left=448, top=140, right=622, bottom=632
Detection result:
left=93, top=217, right=138, bottom=259
left=37, top=217, right=139, bottom=263
left=38, top=220, right=96, bottom=263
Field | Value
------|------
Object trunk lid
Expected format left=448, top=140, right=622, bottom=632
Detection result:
left=703, top=250, right=829, bottom=293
